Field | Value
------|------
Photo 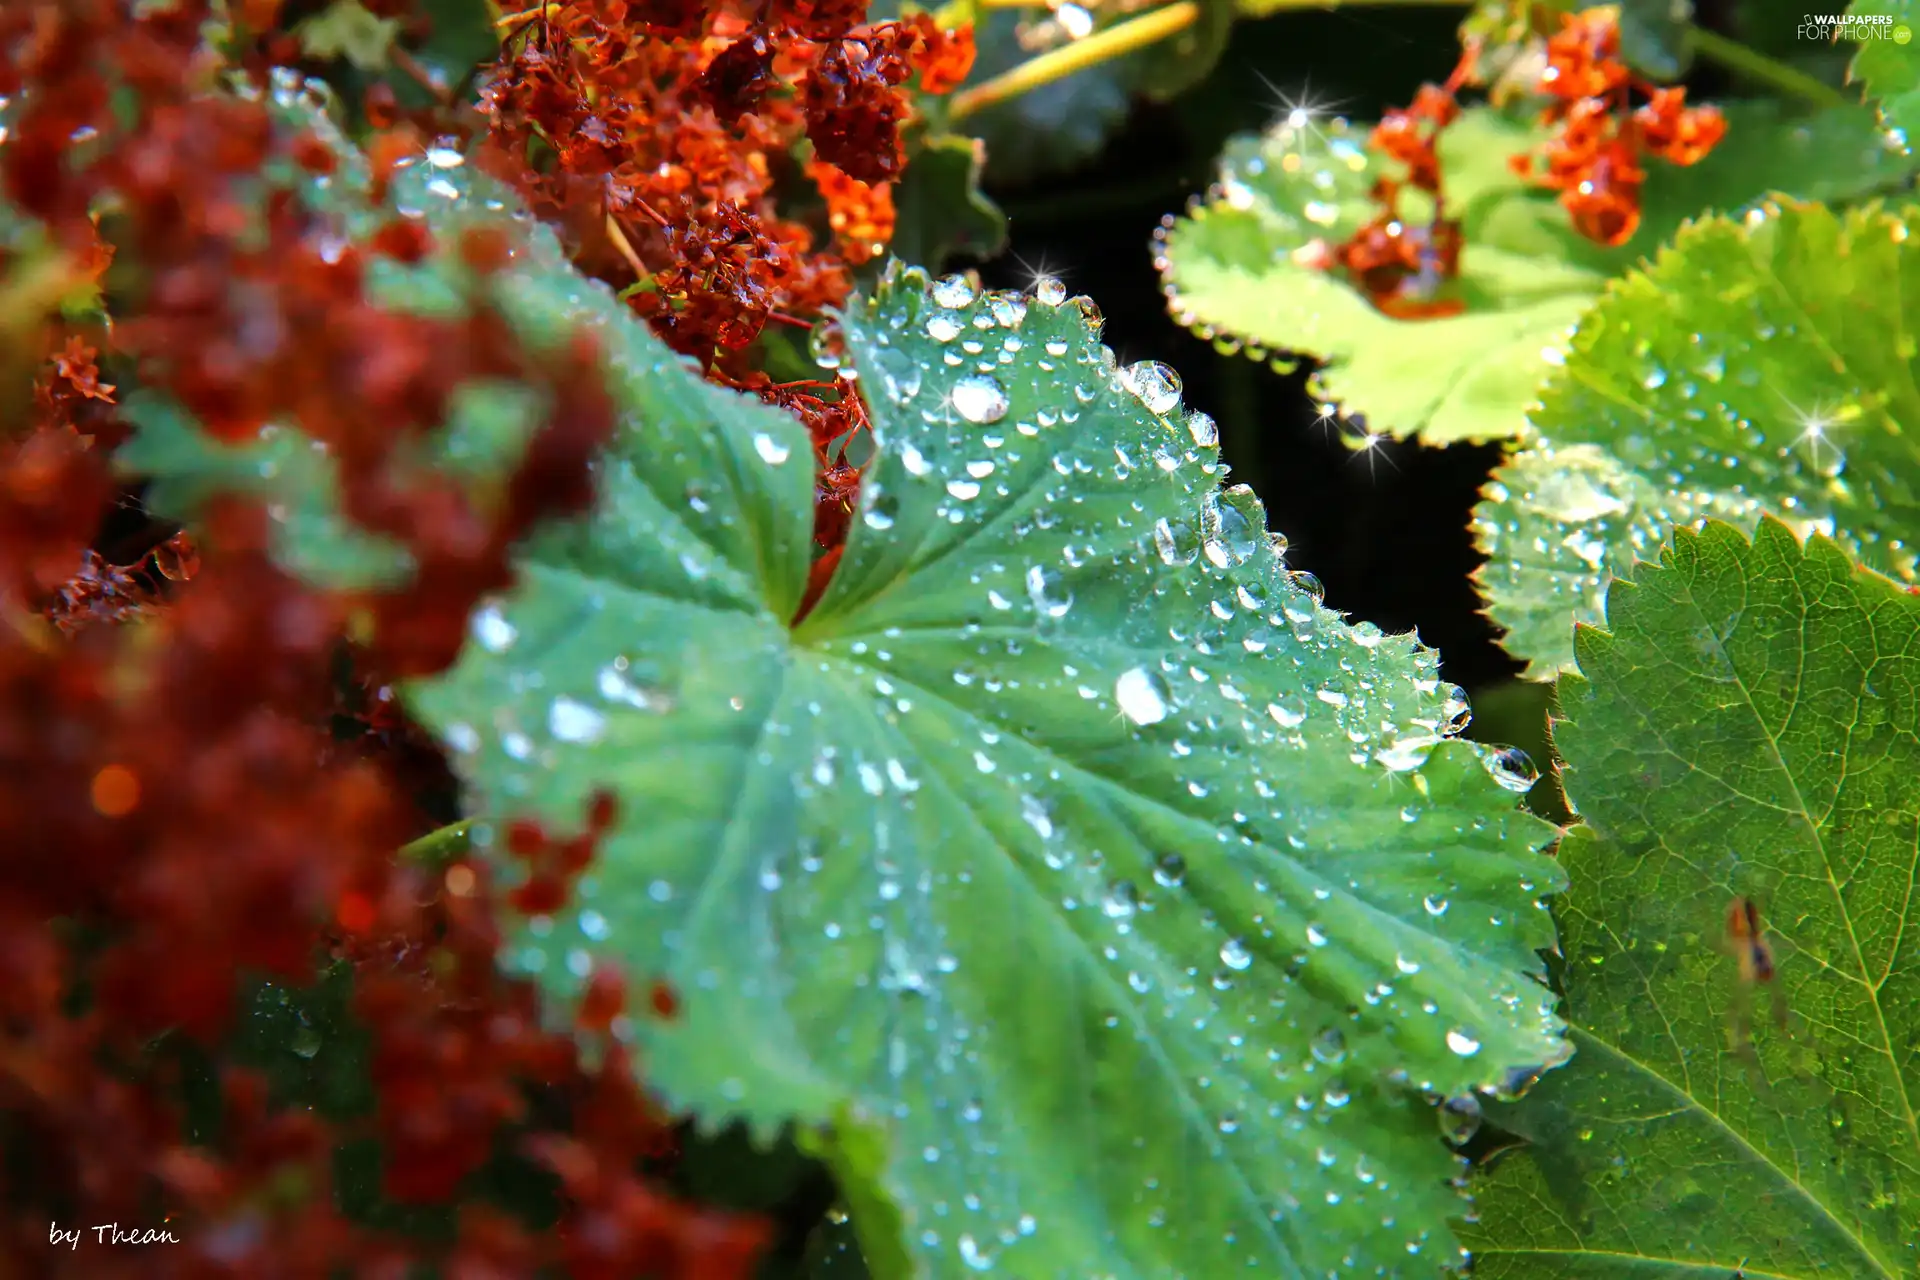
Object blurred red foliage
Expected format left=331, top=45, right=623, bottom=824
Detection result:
left=0, top=0, right=975, bottom=1271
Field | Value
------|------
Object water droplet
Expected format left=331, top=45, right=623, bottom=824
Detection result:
left=1152, top=516, right=1199, bottom=566
left=1311, top=1027, right=1347, bottom=1064
left=754, top=433, right=792, bottom=465
left=1446, top=1028, right=1482, bottom=1057
left=549, top=696, right=607, bottom=744
left=927, top=312, right=964, bottom=341
left=1114, top=666, right=1171, bottom=726
left=947, top=478, right=982, bottom=500
left=1485, top=746, right=1539, bottom=793
left=1152, top=853, right=1187, bottom=888
left=1267, top=695, right=1308, bottom=729
left=1035, top=278, right=1067, bottom=306
left=1423, top=894, right=1449, bottom=917
left=1026, top=564, right=1074, bottom=618
left=1220, top=937, right=1253, bottom=970
left=951, top=373, right=1010, bottom=424
left=1119, top=360, right=1182, bottom=415
left=1438, top=1093, right=1482, bottom=1145
left=1290, top=570, right=1325, bottom=603
left=932, top=275, right=977, bottom=308
left=958, top=1233, right=994, bottom=1271
left=1186, top=411, right=1218, bottom=448
left=1104, top=881, right=1139, bottom=919
left=471, top=604, right=517, bottom=653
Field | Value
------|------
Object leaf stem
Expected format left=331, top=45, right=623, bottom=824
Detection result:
left=1685, top=26, right=1851, bottom=110
left=946, top=2, right=1200, bottom=121
left=399, top=819, right=475, bottom=866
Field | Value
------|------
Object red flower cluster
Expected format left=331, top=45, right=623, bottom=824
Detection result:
left=1327, top=53, right=1479, bottom=321
left=479, top=3, right=973, bottom=371
left=1327, top=7, right=1726, bottom=316
left=1511, top=8, right=1726, bottom=246
left=1, top=1, right=776, bottom=1274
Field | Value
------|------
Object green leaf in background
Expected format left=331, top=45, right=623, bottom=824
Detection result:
left=952, top=9, right=1138, bottom=186
left=882, top=132, right=1009, bottom=276
left=405, top=251, right=1577, bottom=1276
left=296, top=0, right=403, bottom=70
left=1463, top=518, right=1920, bottom=1278
left=1474, top=198, right=1920, bottom=678
left=1848, top=0, right=1920, bottom=144
left=1135, top=0, right=1238, bottom=101
left=1607, top=0, right=1697, bottom=81
left=1156, top=102, right=1915, bottom=444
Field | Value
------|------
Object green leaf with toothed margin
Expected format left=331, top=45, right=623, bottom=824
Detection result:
left=1156, top=102, right=1916, bottom=445
left=121, top=81, right=1575, bottom=1280
left=1463, top=518, right=1920, bottom=1279
left=1473, top=198, right=1920, bottom=680
left=404, top=252, right=1575, bottom=1278
left=1849, top=0, right=1920, bottom=143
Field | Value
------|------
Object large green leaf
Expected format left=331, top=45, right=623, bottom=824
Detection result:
left=117, top=88, right=1574, bottom=1280
left=1848, top=0, right=1920, bottom=143
left=1475, top=198, right=1920, bottom=678
left=1156, top=102, right=1916, bottom=444
left=882, top=132, right=1008, bottom=277
left=404, top=262, right=1577, bottom=1275
left=1463, top=518, right=1920, bottom=1278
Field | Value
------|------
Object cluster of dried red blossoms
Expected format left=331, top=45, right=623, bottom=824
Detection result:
left=0, top=0, right=972, bottom=1270
left=477, top=0, right=971, bottom=566
left=1331, top=5, right=1726, bottom=318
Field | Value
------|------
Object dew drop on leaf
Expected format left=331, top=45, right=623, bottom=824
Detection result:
left=1220, top=937, right=1253, bottom=970
left=951, top=373, right=1010, bottom=424
left=1153, top=517, right=1199, bottom=567
left=1311, top=1027, right=1347, bottom=1064
left=1268, top=695, right=1308, bottom=729
left=1035, top=277, right=1067, bottom=306
left=1438, top=1093, right=1482, bottom=1145
left=1446, top=1028, right=1482, bottom=1057
left=471, top=604, right=517, bottom=653
left=548, top=696, right=607, bottom=744
left=1485, top=747, right=1540, bottom=792
left=932, top=274, right=977, bottom=308
left=1114, top=666, right=1171, bottom=725
left=753, top=432, right=792, bottom=465
left=1120, top=360, right=1183, bottom=415
left=1152, top=852, right=1187, bottom=888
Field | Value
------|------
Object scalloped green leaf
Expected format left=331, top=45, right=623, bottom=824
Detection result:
left=883, top=132, right=1008, bottom=276
left=1848, top=0, right=1920, bottom=142
left=114, top=85, right=1573, bottom=1280
left=404, top=256, right=1578, bottom=1275
left=1463, top=518, right=1920, bottom=1278
left=1474, top=198, right=1920, bottom=678
left=1156, top=102, right=1918, bottom=444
